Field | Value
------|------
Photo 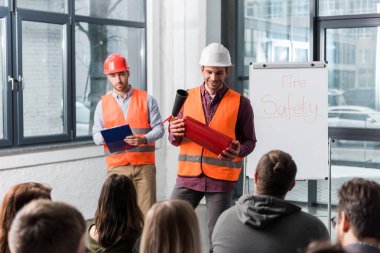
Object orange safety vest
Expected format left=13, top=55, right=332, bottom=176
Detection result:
left=102, top=89, right=155, bottom=168
left=178, top=87, right=243, bottom=181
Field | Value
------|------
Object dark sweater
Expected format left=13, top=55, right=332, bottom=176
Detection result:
left=345, top=243, right=380, bottom=253
left=211, top=194, right=329, bottom=253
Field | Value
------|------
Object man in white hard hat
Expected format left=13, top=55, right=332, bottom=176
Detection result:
left=169, top=43, right=257, bottom=241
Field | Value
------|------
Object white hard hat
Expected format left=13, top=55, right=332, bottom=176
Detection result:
left=199, top=43, right=232, bottom=67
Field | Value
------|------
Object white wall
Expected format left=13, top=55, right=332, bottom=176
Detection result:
left=0, top=146, right=105, bottom=219
left=0, top=0, right=220, bottom=220
left=147, top=0, right=214, bottom=199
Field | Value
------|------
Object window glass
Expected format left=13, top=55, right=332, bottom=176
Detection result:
left=22, top=21, right=66, bottom=137
left=242, top=80, right=249, bottom=100
left=317, top=139, right=380, bottom=205
left=326, top=28, right=380, bottom=129
left=319, top=0, right=380, bottom=16
left=285, top=180, right=308, bottom=203
left=331, top=139, right=380, bottom=169
left=0, top=18, right=5, bottom=139
left=243, top=0, right=310, bottom=75
left=75, top=0, right=144, bottom=22
left=17, top=0, right=67, bottom=13
left=75, top=23, right=145, bottom=136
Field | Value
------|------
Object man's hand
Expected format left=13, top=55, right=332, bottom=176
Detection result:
left=218, top=140, right=240, bottom=160
left=169, top=118, right=185, bottom=137
left=124, top=135, right=147, bottom=146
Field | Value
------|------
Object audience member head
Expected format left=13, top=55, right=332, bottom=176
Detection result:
left=0, top=182, right=52, bottom=253
left=254, top=150, right=297, bottom=199
left=304, top=241, right=347, bottom=253
left=139, top=199, right=201, bottom=253
left=94, top=174, right=143, bottom=247
left=334, top=178, right=380, bottom=246
left=8, top=199, right=86, bottom=253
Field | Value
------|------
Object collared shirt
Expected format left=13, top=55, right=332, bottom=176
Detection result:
left=92, top=86, right=164, bottom=145
left=169, top=83, right=257, bottom=192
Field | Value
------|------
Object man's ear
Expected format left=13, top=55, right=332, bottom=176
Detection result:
left=225, top=67, right=230, bottom=76
left=341, top=211, right=350, bottom=232
left=288, top=180, right=296, bottom=191
left=254, top=171, right=258, bottom=184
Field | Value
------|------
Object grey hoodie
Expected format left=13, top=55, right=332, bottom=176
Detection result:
left=211, top=194, right=329, bottom=253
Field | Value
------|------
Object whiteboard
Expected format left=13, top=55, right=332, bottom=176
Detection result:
left=247, top=62, right=328, bottom=180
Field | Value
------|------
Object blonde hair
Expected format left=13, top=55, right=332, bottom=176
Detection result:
left=139, top=200, right=201, bottom=253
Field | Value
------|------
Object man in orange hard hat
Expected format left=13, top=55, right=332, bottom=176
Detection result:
left=169, top=43, right=257, bottom=241
left=92, top=53, right=164, bottom=216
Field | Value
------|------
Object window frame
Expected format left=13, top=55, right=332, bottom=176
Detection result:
left=0, top=0, right=147, bottom=148
left=14, top=9, right=72, bottom=145
left=0, top=6, right=12, bottom=148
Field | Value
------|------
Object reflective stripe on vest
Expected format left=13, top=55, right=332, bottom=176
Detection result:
left=178, top=87, right=242, bottom=181
left=102, top=89, right=155, bottom=168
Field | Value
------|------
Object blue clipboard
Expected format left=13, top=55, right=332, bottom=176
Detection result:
left=100, top=124, right=134, bottom=154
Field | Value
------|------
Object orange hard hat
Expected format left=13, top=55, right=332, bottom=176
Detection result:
left=103, top=53, right=130, bottom=74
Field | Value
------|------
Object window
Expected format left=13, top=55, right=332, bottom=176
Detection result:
left=319, top=0, right=380, bottom=16
left=0, top=15, right=7, bottom=141
left=0, top=0, right=146, bottom=148
left=325, top=27, right=380, bottom=131
left=245, top=1, right=254, bottom=17
left=241, top=0, right=310, bottom=99
left=22, top=21, right=67, bottom=137
left=75, top=23, right=145, bottom=137
left=18, top=0, right=67, bottom=13
left=242, top=0, right=310, bottom=75
left=234, top=0, right=380, bottom=206
left=75, top=0, right=144, bottom=22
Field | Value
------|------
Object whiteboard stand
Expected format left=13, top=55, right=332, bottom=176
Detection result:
left=327, top=137, right=332, bottom=235
left=247, top=61, right=330, bottom=233
left=242, top=157, right=249, bottom=194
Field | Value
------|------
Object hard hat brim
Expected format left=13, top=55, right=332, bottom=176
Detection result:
left=104, top=67, right=129, bottom=75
